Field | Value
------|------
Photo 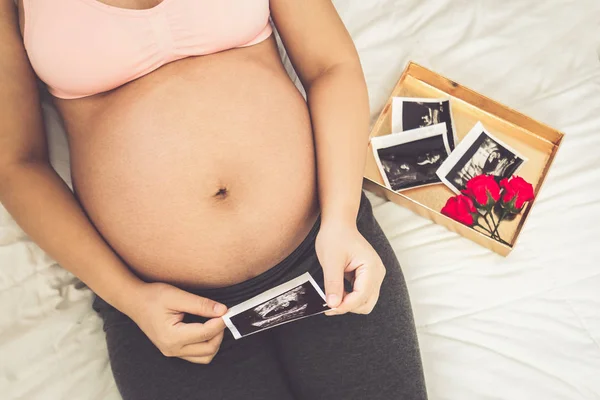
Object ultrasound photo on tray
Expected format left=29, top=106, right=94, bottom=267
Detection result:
left=436, top=121, right=527, bottom=194
left=371, top=123, right=451, bottom=192
left=391, top=97, right=458, bottom=150
left=222, top=272, right=329, bottom=340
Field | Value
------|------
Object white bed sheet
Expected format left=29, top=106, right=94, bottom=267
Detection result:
left=2, top=1, right=600, bottom=399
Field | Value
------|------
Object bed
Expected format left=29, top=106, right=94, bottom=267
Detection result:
left=2, top=0, right=600, bottom=399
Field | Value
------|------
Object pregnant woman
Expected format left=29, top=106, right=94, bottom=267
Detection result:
left=0, top=0, right=427, bottom=399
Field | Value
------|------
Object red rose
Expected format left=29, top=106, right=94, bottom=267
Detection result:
left=462, top=174, right=500, bottom=208
left=441, top=195, right=477, bottom=226
left=500, top=176, right=534, bottom=211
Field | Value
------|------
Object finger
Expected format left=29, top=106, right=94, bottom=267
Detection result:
left=180, top=355, right=215, bottom=364
left=328, top=264, right=374, bottom=315
left=168, top=289, right=228, bottom=318
left=352, top=291, right=380, bottom=315
left=327, top=291, right=366, bottom=315
left=179, top=331, right=224, bottom=357
left=324, top=288, right=348, bottom=316
left=175, top=318, right=227, bottom=345
left=321, top=261, right=346, bottom=309
left=344, top=271, right=356, bottom=287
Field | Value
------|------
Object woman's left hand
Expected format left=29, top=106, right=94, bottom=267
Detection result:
left=315, top=220, right=386, bottom=315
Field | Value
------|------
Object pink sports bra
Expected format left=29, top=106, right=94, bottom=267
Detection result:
left=22, top=0, right=273, bottom=99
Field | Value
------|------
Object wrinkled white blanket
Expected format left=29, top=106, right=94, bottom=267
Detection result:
left=1, top=1, right=599, bottom=399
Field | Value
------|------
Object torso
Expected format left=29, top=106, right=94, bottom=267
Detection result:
left=18, top=0, right=319, bottom=289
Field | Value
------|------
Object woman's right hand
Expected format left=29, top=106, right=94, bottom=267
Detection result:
left=125, top=282, right=229, bottom=364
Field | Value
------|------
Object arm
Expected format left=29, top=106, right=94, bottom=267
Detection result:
left=270, top=0, right=370, bottom=226
left=0, top=1, right=141, bottom=313
left=271, top=0, right=385, bottom=314
left=0, top=1, right=226, bottom=363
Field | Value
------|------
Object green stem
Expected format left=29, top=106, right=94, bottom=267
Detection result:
left=478, top=209, right=500, bottom=241
left=485, top=212, right=502, bottom=241
left=493, top=236, right=511, bottom=246
left=474, top=208, right=510, bottom=245
left=491, top=209, right=508, bottom=242
left=474, top=224, right=508, bottom=246
left=474, top=222, right=494, bottom=235
left=478, top=210, right=495, bottom=235
left=489, top=209, right=498, bottom=229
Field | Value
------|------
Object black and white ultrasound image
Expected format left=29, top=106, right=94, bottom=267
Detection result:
left=377, top=134, right=448, bottom=191
left=444, top=132, right=524, bottom=191
left=229, top=282, right=328, bottom=337
left=402, top=100, right=457, bottom=150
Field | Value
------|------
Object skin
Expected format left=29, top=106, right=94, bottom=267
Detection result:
left=0, top=0, right=385, bottom=364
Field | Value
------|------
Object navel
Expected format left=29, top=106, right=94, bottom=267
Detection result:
left=214, top=186, right=229, bottom=199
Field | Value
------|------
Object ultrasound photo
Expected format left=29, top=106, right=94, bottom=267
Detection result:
left=222, top=273, right=329, bottom=340
left=391, top=97, right=458, bottom=150
left=371, top=123, right=451, bottom=192
left=437, top=122, right=527, bottom=194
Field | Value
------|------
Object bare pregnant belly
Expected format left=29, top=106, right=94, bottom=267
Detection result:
left=60, top=40, right=319, bottom=289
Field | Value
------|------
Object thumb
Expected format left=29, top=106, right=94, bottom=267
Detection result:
left=168, top=288, right=228, bottom=318
left=321, top=261, right=345, bottom=308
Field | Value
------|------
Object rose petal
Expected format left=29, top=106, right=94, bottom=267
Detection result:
left=464, top=175, right=500, bottom=206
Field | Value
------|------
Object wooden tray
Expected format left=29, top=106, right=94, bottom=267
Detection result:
left=363, top=62, right=563, bottom=256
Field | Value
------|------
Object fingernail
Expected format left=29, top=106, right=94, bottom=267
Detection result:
left=327, top=294, right=339, bottom=308
left=214, top=303, right=227, bottom=314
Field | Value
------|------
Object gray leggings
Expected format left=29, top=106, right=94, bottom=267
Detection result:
left=93, top=192, right=428, bottom=400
